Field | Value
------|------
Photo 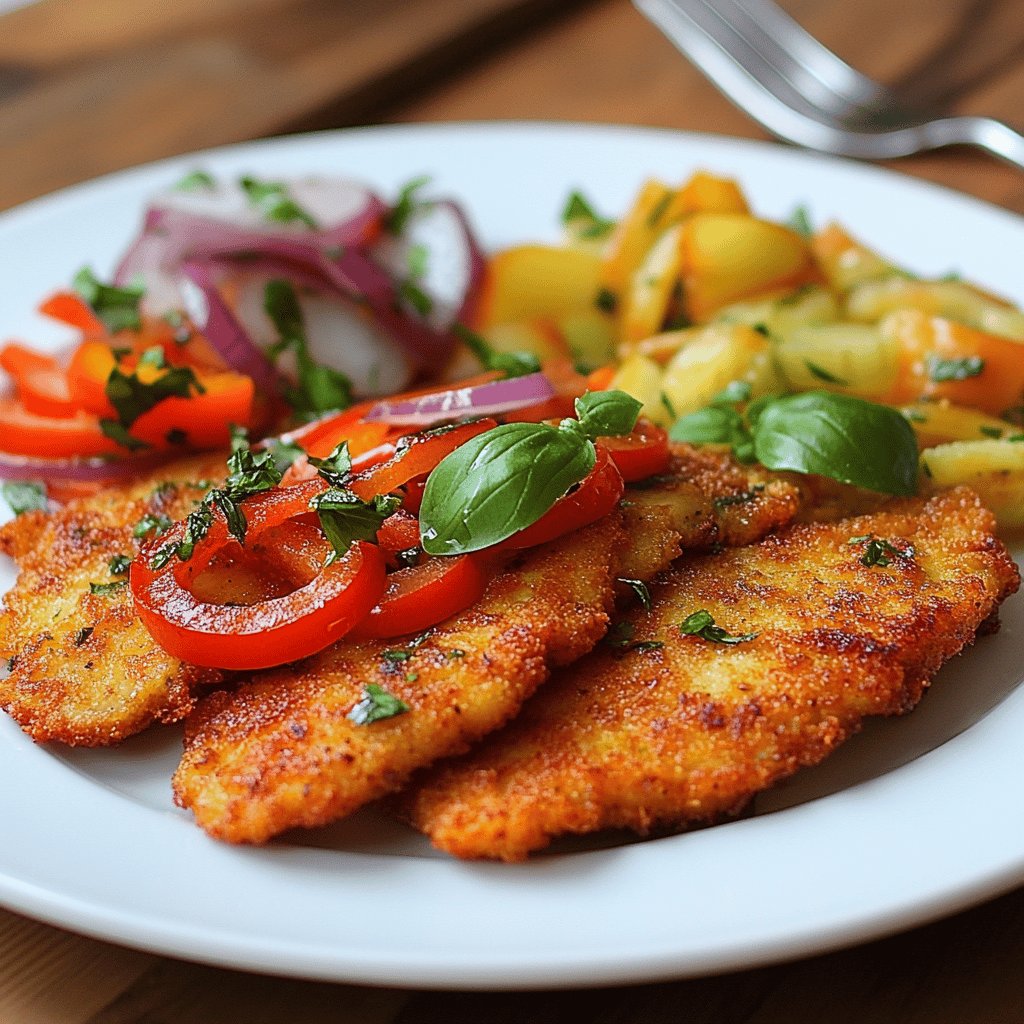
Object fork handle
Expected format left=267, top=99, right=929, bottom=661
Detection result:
left=927, top=116, right=1024, bottom=173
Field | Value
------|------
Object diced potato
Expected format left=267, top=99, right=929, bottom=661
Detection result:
left=921, top=439, right=1024, bottom=528
left=559, top=310, right=617, bottom=372
left=599, top=179, right=674, bottom=298
left=811, top=222, right=897, bottom=292
left=660, top=324, right=777, bottom=417
left=676, top=171, right=749, bottom=215
left=473, top=245, right=603, bottom=328
left=609, top=351, right=667, bottom=424
left=879, top=309, right=1024, bottom=415
left=680, top=214, right=818, bottom=322
left=484, top=320, right=570, bottom=365
left=620, top=223, right=684, bottom=346
left=901, top=400, right=1018, bottom=449
left=846, top=277, right=1024, bottom=340
left=772, top=323, right=899, bottom=399
left=715, top=285, right=839, bottom=335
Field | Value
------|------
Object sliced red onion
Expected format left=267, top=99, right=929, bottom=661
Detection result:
left=113, top=175, right=486, bottom=375
left=371, top=198, right=486, bottom=332
left=0, top=449, right=179, bottom=484
left=115, top=178, right=387, bottom=316
left=362, top=372, right=556, bottom=426
left=178, top=261, right=280, bottom=394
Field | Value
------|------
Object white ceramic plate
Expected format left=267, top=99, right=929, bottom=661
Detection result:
left=1, top=123, right=1023, bottom=991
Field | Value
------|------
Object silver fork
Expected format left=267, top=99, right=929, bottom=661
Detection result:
left=634, top=0, right=1024, bottom=171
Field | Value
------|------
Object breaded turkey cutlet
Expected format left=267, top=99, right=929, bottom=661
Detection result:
left=171, top=445, right=801, bottom=843
left=0, top=455, right=227, bottom=745
left=0, top=444, right=798, bottom=754
left=402, top=487, right=1019, bottom=861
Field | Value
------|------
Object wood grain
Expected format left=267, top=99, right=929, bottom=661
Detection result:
left=0, top=0, right=591, bottom=211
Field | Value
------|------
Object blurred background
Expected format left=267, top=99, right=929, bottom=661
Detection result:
left=2, top=0, right=1022, bottom=214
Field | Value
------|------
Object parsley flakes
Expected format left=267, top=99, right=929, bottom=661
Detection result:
left=679, top=610, right=757, bottom=645
left=348, top=684, right=409, bottom=725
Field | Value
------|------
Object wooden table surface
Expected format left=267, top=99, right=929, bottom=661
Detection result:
left=2, top=0, right=1024, bottom=1020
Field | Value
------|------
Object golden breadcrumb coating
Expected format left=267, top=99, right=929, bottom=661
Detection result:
left=0, top=456, right=225, bottom=745
left=402, top=487, right=1019, bottom=861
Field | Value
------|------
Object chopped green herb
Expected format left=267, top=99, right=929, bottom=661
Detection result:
left=308, top=441, right=353, bottom=488
left=99, top=420, right=149, bottom=452
left=618, top=578, right=652, bottom=611
left=2, top=480, right=47, bottom=516
left=108, top=554, right=132, bottom=576
left=175, top=170, right=215, bottom=191
left=679, top=609, right=757, bottom=644
left=348, top=684, right=409, bottom=725
left=804, top=360, right=849, bottom=386
left=980, top=425, right=1004, bottom=438
left=713, top=486, right=765, bottom=510
left=448, top=648, right=465, bottom=659
left=264, top=279, right=353, bottom=416
left=133, top=513, right=173, bottom=539
left=595, top=287, right=617, bottom=314
left=407, top=242, right=429, bottom=279
left=453, top=323, right=540, bottom=378
left=660, top=392, right=677, bottom=421
left=149, top=439, right=282, bottom=568
left=311, top=490, right=401, bottom=565
left=561, top=190, right=615, bottom=239
left=89, top=580, right=127, bottom=596
left=926, top=355, right=985, bottom=383
left=382, top=648, right=413, bottom=663
left=73, top=267, right=144, bottom=334
left=260, top=437, right=306, bottom=473
left=646, top=191, right=672, bottom=227
left=405, top=671, right=419, bottom=683
left=787, top=204, right=814, bottom=238
left=603, top=621, right=663, bottom=653
left=239, top=176, right=317, bottom=228
left=398, top=278, right=433, bottom=317
left=384, top=175, right=432, bottom=235
left=630, top=640, right=665, bottom=653
left=849, top=534, right=913, bottom=568
left=101, top=353, right=204, bottom=450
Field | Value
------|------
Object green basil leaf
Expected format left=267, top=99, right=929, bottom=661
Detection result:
left=2, top=480, right=47, bottom=516
left=419, top=422, right=595, bottom=555
left=574, top=390, right=642, bottom=439
left=669, top=404, right=748, bottom=446
left=752, top=390, right=919, bottom=496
